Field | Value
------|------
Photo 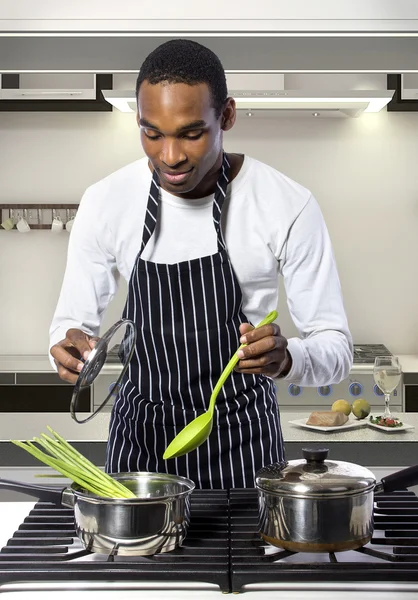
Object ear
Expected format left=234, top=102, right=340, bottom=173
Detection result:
left=221, top=97, right=236, bottom=131
left=136, top=111, right=140, bottom=128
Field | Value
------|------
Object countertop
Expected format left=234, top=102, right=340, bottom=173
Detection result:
left=0, top=354, right=54, bottom=372
left=2, top=353, right=418, bottom=373
left=0, top=411, right=416, bottom=443
left=0, top=354, right=122, bottom=374
left=1, top=411, right=417, bottom=471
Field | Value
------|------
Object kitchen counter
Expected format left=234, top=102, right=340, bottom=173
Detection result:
left=0, top=410, right=417, bottom=443
left=2, top=353, right=418, bottom=372
left=0, top=354, right=54, bottom=372
left=0, top=411, right=417, bottom=471
left=0, top=354, right=122, bottom=374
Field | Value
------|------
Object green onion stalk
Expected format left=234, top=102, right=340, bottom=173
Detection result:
left=11, top=427, right=136, bottom=499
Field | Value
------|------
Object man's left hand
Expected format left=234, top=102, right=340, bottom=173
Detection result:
left=234, top=322, right=292, bottom=378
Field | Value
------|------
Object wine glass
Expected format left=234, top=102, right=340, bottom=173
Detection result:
left=373, top=356, right=402, bottom=419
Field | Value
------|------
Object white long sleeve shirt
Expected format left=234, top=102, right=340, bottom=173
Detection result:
left=49, top=155, right=353, bottom=386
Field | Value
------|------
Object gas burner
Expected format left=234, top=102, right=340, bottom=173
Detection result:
left=353, top=344, right=392, bottom=364
left=260, top=539, right=414, bottom=564
left=0, top=490, right=230, bottom=592
left=1, top=489, right=418, bottom=594
left=230, top=489, right=418, bottom=592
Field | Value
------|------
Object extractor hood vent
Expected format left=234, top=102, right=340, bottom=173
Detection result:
left=0, top=74, right=113, bottom=111
left=103, top=88, right=394, bottom=118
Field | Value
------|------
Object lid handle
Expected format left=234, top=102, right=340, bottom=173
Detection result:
left=302, top=448, right=329, bottom=463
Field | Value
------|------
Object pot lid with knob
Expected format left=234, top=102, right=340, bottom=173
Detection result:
left=255, top=448, right=376, bottom=498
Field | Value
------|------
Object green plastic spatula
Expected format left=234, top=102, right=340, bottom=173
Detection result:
left=163, top=310, right=278, bottom=460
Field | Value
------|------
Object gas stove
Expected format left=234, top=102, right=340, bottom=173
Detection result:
left=1, top=489, right=418, bottom=596
left=276, top=343, right=402, bottom=411
left=230, top=489, right=418, bottom=592
left=353, top=344, right=392, bottom=365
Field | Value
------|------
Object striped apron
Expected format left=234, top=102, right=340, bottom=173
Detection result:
left=106, top=153, right=285, bottom=489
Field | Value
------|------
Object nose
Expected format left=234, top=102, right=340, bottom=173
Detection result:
left=160, top=138, right=187, bottom=168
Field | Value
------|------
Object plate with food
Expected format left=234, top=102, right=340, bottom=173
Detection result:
left=289, top=410, right=369, bottom=433
left=368, top=415, right=415, bottom=433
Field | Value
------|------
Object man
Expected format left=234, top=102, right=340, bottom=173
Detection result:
left=50, top=39, right=353, bottom=489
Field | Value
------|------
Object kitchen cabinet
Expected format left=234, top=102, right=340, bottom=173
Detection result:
left=2, top=1, right=418, bottom=32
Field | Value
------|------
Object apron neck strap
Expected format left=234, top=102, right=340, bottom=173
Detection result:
left=140, top=170, right=160, bottom=254
left=140, top=152, right=231, bottom=255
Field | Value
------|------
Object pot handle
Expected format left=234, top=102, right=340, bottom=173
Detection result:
left=0, top=477, right=66, bottom=504
left=378, top=465, right=418, bottom=493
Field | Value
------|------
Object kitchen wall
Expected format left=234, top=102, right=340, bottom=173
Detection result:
left=1, top=107, right=418, bottom=356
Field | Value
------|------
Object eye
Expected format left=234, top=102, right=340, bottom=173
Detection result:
left=183, top=132, right=204, bottom=140
left=143, top=130, right=161, bottom=140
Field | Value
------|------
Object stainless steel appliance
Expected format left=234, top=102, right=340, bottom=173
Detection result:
left=0, top=370, right=91, bottom=413
left=0, top=471, right=195, bottom=556
left=94, top=343, right=405, bottom=415
left=276, top=343, right=403, bottom=412
left=255, top=448, right=418, bottom=553
left=1, top=488, right=418, bottom=595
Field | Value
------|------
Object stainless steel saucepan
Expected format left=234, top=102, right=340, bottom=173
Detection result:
left=256, top=447, right=418, bottom=553
left=0, top=471, right=195, bottom=556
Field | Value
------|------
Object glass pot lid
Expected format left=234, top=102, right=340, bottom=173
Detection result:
left=255, top=448, right=376, bottom=497
left=70, top=319, right=136, bottom=424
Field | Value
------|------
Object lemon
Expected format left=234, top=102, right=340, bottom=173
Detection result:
left=351, top=399, right=371, bottom=420
left=331, top=399, right=351, bottom=416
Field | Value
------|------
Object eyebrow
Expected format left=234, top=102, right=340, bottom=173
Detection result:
left=139, top=118, right=207, bottom=133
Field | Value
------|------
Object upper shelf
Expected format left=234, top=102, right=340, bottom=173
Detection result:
left=0, top=203, right=79, bottom=231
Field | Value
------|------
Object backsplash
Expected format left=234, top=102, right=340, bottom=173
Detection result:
left=1, top=109, right=418, bottom=356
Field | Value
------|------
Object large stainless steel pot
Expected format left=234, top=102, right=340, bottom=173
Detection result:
left=255, top=448, right=418, bottom=553
left=0, top=471, right=195, bottom=556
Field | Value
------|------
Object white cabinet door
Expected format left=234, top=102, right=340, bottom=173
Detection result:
left=2, top=0, right=418, bottom=32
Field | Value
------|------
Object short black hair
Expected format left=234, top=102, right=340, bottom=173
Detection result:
left=136, top=39, right=228, bottom=119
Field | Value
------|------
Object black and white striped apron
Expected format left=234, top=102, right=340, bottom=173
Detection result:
left=106, top=153, right=285, bottom=489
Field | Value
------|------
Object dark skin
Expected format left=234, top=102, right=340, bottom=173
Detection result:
left=50, top=80, right=292, bottom=383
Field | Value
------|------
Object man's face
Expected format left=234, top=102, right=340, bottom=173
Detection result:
left=137, top=81, right=233, bottom=198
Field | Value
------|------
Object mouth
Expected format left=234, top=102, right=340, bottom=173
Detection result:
left=160, top=168, right=193, bottom=185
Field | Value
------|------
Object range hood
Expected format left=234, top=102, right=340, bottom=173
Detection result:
left=103, top=89, right=394, bottom=118
left=0, top=72, right=397, bottom=115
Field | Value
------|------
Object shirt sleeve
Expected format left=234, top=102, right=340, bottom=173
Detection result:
left=48, top=186, right=120, bottom=369
left=278, top=194, right=353, bottom=386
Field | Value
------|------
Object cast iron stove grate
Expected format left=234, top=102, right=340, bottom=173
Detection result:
left=230, top=488, right=418, bottom=593
left=0, top=489, right=230, bottom=592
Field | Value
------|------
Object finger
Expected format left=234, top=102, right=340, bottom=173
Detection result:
left=236, top=349, right=284, bottom=371
left=235, top=362, right=282, bottom=377
left=89, top=337, right=99, bottom=349
left=66, top=328, right=94, bottom=360
left=238, top=334, right=286, bottom=361
left=239, top=323, right=282, bottom=345
left=239, top=323, right=254, bottom=336
left=56, top=364, right=79, bottom=384
left=51, top=344, right=84, bottom=375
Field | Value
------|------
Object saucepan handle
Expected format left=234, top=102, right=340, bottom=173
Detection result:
left=378, top=465, right=418, bottom=494
left=0, top=477, right=66, bottom=504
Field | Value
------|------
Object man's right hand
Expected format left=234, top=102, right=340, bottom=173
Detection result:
left=50, top=329, right=97, bottom=383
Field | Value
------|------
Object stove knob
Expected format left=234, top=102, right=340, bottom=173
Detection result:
left=108, top=381, right=120, bottom=396
left=318, top=385, right=332, bottom=396
left=288, top=384, right=302, bottom=397
left=373, top=384, right=384, bottom=397
left=349, top=382, right=363, bottom=397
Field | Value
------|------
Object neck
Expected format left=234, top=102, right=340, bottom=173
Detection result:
left=181, top=152, right=224, bottom=199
